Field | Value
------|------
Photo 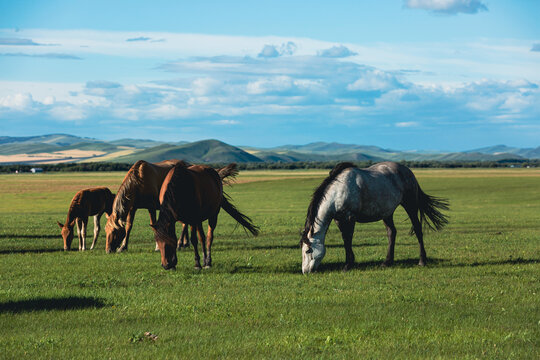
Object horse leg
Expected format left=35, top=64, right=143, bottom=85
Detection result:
left=178, top=223, right=190, bottom=249
left=118, top=209, right=136, bottom=252
left=76, top=218, right=83, bottom=251
left=335, top=219, right=355, bottom=271
left=80, top=217, right=88, bottom=251
left=404, top=206, right=427, bottom=266
left=91, top=213, right=101, bottom=250
left=204, top=216, right=218, bottom=268
left=148, top=209, right=159, bottom=251
left=382, top=215, right=397, bottom=267
left=190, top=225, right=202, bottom=269
left=196, top=223, right=208, bottom=268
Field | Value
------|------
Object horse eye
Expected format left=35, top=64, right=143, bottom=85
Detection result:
left=305, top=248, right=313, bottom=254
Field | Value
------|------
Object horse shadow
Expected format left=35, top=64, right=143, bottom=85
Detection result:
left=0, top=234, right=63, bottom=254
left=0, top=296, right=107, bottom=314
left=0, top=234, right=59, bottom=239
left=0, top=248, right=64, bottom=254
left=225, top=256, right=539, bottom=275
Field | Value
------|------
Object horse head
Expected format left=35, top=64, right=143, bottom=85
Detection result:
left=105, top=216, right=125, bottom=253
left=301, top=229, right=326, bottom=274
left=57, top=220, right=75, bottom=251
left=150, top=223, right=178, bottom=270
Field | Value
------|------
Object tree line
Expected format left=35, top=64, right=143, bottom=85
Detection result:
left=0, top=159, right=538, bottom=174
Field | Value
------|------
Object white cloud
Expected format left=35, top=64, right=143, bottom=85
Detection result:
left=347, top=70, right=404, bottom=92
left=0, top=93, right=36, bottom=111
left=396, top=121, right=419, bottom=127
left=48, top=105, right=85, bottom=121
left=246, top=76, right=293, bottom=95
left=318, top=45, right=357, bottom=58
left=405, top=0, right=488, bottom=14
left=212, top=119, right=239, bottom=125
left=258, top=42, right=297, bottom=58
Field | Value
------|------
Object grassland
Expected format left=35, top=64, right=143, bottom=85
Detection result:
left=0, top=168, right=539, bottom=359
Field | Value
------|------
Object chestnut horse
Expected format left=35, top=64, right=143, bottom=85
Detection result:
left=105, top=159, right=188, bottom=253
left=57, top=187, right=115, bottom=251
left=151, top=163, right=259, bottom=270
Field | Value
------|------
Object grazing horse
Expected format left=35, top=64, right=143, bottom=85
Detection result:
left=301, top=162, right=449, bottom=274
left=151, top=163, right=259, bottom=270
left=105, top=159, right=188, bottom=253
left=57, top=187, right=115, bottom=251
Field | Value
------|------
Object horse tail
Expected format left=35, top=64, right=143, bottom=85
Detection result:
left=416, top=186, right=449, bottom=233
left=221, top=192, right=259, bottom=236
left=217, top=163, right=239, bottom=185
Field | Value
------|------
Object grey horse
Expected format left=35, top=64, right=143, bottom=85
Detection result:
left=301, top=162, right=449, bottom=274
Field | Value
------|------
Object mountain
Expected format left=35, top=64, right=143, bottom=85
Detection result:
left=108, top=138, right=171, bottom=148
left=467, top=144, right=540, bottom=159
left=0, top=134, right=537, bottom=164
left=0, top=134, right=101, bottom=146
left=113, top=139, right=262, bottom=163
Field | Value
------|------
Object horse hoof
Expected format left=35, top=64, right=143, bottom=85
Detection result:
left=381, top=261, right=393, bottom=267
left=203, top=265, right=211, bottom=269
left=418, top=261, right=426, bottom=267
left=116, top=247, right=126, bottom=253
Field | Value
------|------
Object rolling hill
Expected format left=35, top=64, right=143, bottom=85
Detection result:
left=113, top=139, right=262, bottom=163
left=0, top=134, right=537, bottom=164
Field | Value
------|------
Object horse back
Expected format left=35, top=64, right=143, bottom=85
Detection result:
left=161, top=164, right=222, bottom=224
left=337, top=163, right=415, bottom=220
left=71, top=187, right=114, bottom=217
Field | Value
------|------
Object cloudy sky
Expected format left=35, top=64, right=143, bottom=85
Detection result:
left=0, top=0, right=539, bottom=150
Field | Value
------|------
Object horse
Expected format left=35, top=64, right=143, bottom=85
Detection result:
left=301, top=162, right=449, bottom=274
left=57, top=187, right=115, bottom=251
left=151, top=163, right=259, bottom=270
left=171, top=164, right=240, bottom=250
left=105, top=159, right=189, bottom=253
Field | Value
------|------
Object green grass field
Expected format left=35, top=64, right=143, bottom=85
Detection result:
left=0, top=169, right=539, bottom=359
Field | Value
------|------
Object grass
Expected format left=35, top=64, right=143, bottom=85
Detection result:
left=0, top=168, right=539, bottom=359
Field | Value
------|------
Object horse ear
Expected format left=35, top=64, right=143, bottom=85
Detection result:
left=68, top=219, right=76, bottom=227
left=57, top=221, right=64, bottom=228
left=149, top=224, right=157, bottom=232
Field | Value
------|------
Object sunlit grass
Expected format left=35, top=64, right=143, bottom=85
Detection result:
left=0, top=169, right=538, bottom=359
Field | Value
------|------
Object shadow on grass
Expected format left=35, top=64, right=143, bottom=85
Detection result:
left=219, top=242, right=382, bottom=251
left=0, top=234, right=59, bottom=239
left=0, top=296, right=107, bottom=314
left=0, top=248, right=63, bottom=254
left=224, top=257, right=539, bottom=275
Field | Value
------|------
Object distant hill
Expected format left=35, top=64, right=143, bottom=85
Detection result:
left=108, top=138, right=170, bottom=148
left=467, top=144, right=540, bottom=159
left=0, top=134, right=101, bottom=146
left=113, top=139, right=263, bottom=163
left=0, top=134, right=537, bottom=164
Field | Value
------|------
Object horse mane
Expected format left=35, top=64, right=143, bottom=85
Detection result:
left=64, top=191, right=83, bottom=227
left=158, top=164, right=190, bottom=225
left=113, top=160, right=146, bottom=225
left=301, top=162, right=357, bottom=245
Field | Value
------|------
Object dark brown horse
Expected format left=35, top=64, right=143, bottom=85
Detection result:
left=105, top=159, right=188, bottom=253
left=151, top=163, right=259, bottom=270
left=57, top=187, right=115, bottom=251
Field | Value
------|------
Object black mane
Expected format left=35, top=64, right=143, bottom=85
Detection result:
left=301, top=162, right=357, bottom=245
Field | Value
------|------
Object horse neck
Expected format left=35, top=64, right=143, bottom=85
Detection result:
left=65, top=201, right=81, bottom=227
left=155, top=204, right=175, bottom=232
left=308, top=197, right=336, bottom=246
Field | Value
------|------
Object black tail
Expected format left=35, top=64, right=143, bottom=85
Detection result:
left=417, top=187, right=449, bottom=232
left=221, top=193, right=259, bottom=236
left=217, top=163, right=239, bottom=186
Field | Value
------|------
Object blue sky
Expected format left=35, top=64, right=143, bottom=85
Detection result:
left=0, top=0, right=539, bottom=150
